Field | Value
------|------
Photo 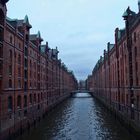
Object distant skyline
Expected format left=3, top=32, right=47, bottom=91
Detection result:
left=7, top=0, right=138, bottom=80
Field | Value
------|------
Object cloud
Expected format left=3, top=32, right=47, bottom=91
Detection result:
left=7, top=0, right=138, bottom=80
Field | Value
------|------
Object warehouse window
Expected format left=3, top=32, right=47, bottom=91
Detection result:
left=24, top=95, right=27, bottom=107
left=34, top=94, right=36, bottom=103
left=134, top=32, right=137, bottom=42
left=9, top=50, right=12, bottom=63
left=18, top=54, right=21, bottom=64
left=17, top=95, right=21, bottom=109
left=9, top=79, right=12, bottom=88
left=10, top=36, right=13, bottom=44
left=30, top=94, right=32, bottom=104
left=8, top=96, right=13, bottom=111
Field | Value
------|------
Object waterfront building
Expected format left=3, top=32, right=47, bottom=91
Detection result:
left=87, top=1, right=140, bottom=134
left=0, top=1, right=78, bottom=139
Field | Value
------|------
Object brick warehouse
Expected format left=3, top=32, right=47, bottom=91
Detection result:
left=86, top=1, right=140, bottom=136
left=0, top=0, right=78, bottom=139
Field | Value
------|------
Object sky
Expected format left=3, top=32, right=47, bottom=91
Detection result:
left=7, top=0, right=138, bottom=80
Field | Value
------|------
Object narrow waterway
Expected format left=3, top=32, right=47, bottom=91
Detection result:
left=16, top=93, right=136, bottom=140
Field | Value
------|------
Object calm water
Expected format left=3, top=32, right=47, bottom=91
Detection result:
left=16, top=93, right=136, bottom=140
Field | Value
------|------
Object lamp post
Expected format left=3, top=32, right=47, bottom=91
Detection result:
left=123, top=7, right=134, bottom=119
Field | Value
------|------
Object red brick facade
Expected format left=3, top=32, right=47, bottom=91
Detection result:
left=0, top=1, right=78, bottom=139
left=87, top=2, right=140, bottom=130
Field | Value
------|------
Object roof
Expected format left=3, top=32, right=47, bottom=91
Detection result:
left=6, top=15, right=32, bottom=29
left=122, top=7, right=136, bottom=18
left=117, top=28, right=125, bottom=40
left=30, top=34, right=37, bottom=41
left=1, top=0, right=9, bottom=5
left=23, top=15, right=32, bottom=28
left=30, top=31, right=43, bottom=41
left=108, top=43, right=114, bottom=51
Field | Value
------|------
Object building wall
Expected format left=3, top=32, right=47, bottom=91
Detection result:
left=0, top=1, right=78, bottom=139
left=87, top=4, right=140, bottom=127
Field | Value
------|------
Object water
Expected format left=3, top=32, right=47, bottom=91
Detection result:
left=16, top=93, right=136, bottom=140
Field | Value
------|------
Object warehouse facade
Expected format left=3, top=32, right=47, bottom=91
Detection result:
left=87, top=1, right=140, bottom=136
left=0, top=1, right=78, bottom=139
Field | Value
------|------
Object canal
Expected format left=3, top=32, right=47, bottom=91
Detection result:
left=16, top=92, right=136, bottom=140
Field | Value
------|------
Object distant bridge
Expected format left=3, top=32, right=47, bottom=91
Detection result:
left=70, top=90, right=93, bottom=98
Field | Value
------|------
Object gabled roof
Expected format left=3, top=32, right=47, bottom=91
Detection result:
left=122, top=6, right=136, bottom=18
left=117, top=28, right=125, bottom=40
left=30, top=34, right=37, bottom=41
left=23, top=15, right=32, bottom=28
left=30, top=31, right=43, bottom=41
left=6, top=15, right=32, bottom=29
left=108, top=43, right=114, bottom=51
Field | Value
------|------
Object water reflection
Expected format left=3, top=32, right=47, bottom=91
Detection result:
left=16, top=93, right=136, bottom=140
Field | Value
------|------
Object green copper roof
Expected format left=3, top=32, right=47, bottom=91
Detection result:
left=23, top=15, right=32, bottom=28
left=37, top=31, right=43, bottom=41
left=6, top=17, right=17, bottom=22
left=122, top=7, right=136, bottom=18
left=37, top=31, right=41, bottom=38
left=122, top=10, right=129, bottom=17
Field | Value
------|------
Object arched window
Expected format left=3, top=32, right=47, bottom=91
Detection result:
left=18, top=79, right=21, bottom=88
left=18, top=54, right=21, bottom=64
left=34, top=94, right=36, bottom=103
left=9, top=50, right=12, bottom=63
left=41, top=93, right=43, bottom=100
left=9, top=65, right=12, bottom=75
left=8, top=96, right=13, bottom=111
left=30, top=60, right=32, bottom=78
left=135, top=47, right=137, bottom=57
left=29, top=94, right=32, bottom=104
left=26, top=34, right=29, bottom=42
left=134, top=32, right=137, bottom=42
left=9, top=79, right=12, bottom=88
left=38, top=94, right=40, bottom=103
left=24, top=95, right=27, bottom=107
left=17, top=95, right=21, bottom=108
left=30, top=60, right=32, bottom=67
left=10, top=36, right=13, bottom=44
left=18, top=67, right=21, bottom=77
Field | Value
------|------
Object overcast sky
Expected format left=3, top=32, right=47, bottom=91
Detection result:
left=7, top=0, right=138, bottom=80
